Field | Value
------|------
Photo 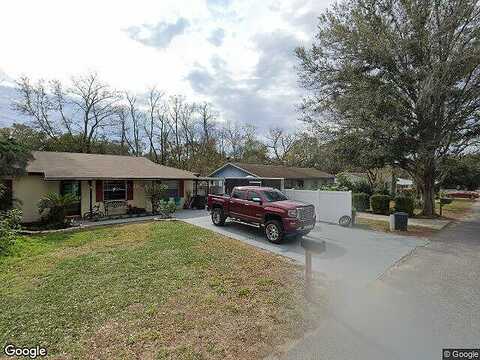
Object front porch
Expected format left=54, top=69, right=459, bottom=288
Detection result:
left=77, top=177, right=219, bottom=221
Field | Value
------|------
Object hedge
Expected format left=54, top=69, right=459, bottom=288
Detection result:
left=370, top=194, right=391, bottom=215
left=394, top=196, right=414, bottom=216
left=352, top=193, right=369, bottom=211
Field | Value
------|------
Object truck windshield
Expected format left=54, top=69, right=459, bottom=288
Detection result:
left=262, top=189, right=288, bottom=202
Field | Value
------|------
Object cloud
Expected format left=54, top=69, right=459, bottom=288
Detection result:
left=186, top=30, right=304, bottom=132
left=207, top=28, right=226, bottom=46
left=125, top=18, right=190, bottom=48
left=207, top=0, right=233, bottom=9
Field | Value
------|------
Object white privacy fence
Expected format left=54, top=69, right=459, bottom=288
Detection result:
left=284, top=189, right=352, bottom=224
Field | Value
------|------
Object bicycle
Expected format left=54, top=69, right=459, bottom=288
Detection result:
left=82, top=204, right=105, bottom=221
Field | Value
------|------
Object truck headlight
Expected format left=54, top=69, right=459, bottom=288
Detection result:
left=288, top=209, right=298, bottom=218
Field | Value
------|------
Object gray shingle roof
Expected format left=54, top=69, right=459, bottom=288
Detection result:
left=27, top=151, right=198, bottom=180
left=228, top=162, right=334, bottom=179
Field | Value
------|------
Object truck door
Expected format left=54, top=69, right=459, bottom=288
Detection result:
left=246, top=190, right=264, bottom=223
left=230, top=189, right=248, bottom=220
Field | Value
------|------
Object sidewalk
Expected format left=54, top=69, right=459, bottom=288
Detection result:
left=357, top=212, right=451, bottom=230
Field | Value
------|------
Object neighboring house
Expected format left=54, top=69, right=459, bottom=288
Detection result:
left=340, top=171, right=414, bottom=194
left=209, top=162, right=335, bottom=194
left=396, top=178, right=414, bottom=191
left=1, top=151, right=204, bottom=222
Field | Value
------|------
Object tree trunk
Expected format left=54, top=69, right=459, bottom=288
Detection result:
left=421, top=168, right=436, bottom=216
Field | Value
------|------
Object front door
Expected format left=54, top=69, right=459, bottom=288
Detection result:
left=60, top=180, right=81, bottom=216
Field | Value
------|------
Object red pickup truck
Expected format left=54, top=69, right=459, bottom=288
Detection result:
left=207, top=186, right=316, bottom=243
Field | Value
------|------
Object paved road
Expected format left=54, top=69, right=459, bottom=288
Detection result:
left=283, top=201, right=480, bottom=360
left=177, top=210, right=426, bottom=288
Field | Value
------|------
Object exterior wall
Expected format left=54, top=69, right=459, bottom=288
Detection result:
left=12, top=175, right=60, bottom=222
left=80, top=180, right=91, bottom=216
left=211, top=165, right=251, bottom=178
left=184, top=180, right=194, bottom=198
left=132, top=180, right=147, bottom=209
left=13, top=177, right=193, bottom=222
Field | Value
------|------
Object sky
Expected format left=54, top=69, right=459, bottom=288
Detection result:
left=0, top=0, right=333, bottom=132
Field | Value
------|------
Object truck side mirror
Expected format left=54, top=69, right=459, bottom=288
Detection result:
left=251, top=197, right=262, bottom=204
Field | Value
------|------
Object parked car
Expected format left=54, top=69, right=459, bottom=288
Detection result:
left=445, top=190, right=480, bottom=199
left=207, top=186, right=316, bottom=243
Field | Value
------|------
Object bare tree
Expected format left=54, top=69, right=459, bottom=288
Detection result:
left=222, top=121, right=246, bottom=160
left=144, top=87, right=164, bottom=162
left=50, top=80, right=73, bottom=135
left=156, top=104, right=171, bottom=165
left=14, top=77, right=59, bottom=139
left=266, top=127, right=297, bottom=164
left=180, top=102, right=197, bottom=167
left=70, top=73, right=120, bottom=153
left=198, top=102, right=216, bottom=146
left=125, top=93, right=143, bottom=156
left=168, top=95, right=185, bottom=165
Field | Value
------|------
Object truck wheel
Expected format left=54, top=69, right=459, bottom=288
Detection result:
left=211, top=207, right=226, bottom=226
left=265, top=220, right=284, bottom=244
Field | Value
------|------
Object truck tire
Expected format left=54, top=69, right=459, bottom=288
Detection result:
left=211, top=207, right=226, bottom=226
left=265, top=220, right=284, bottom=244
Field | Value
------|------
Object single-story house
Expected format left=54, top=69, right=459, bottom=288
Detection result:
left=1, top=151, right=209, bottom=222
left=209, top=162, right=335, bottom=194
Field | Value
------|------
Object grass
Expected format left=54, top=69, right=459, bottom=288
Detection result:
left=0, top=221, right=319, bottom=359
left=355, top=218, right=437, bottom=237
left=434, top=198, right=476, bottom=220
left=356, top=199, right=476, bottom=236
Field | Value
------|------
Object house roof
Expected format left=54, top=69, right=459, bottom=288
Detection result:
left=26, top=151, right=199, bottom=180
left=211, top=162, right=334, bottom=180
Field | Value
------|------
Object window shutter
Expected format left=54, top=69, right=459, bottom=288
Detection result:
left=127, top=181, right=133, bottom=200
left=96, top=180, right=103, bottom=202
left=178, top=180, right=184, bottom=198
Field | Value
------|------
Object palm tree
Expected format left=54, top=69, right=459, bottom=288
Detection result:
left=38, top=192, right=78, bottom=226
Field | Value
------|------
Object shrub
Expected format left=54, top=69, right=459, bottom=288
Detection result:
left=335, top=173, right=354, bottom=189
left=352, top=193, right=369, bottom=211
left=145, top=183, right=168, bottom=214
left=38, top=192, right=78, bottom=228
left=394, top=196, right=415, bottom=216
left=370, top=194, right=391, bottom=215
left=0, top=209, right=22, bottom=255
left=373, top=183, right=391, bottom=196
left=352, top=180, right=374, bottom=196
left=317, top=184, right=349, bottom=191
left=157, top=199, right=177, bottom=218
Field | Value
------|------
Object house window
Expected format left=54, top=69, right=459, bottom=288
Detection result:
left=166, top=180, right=179, bottom=198
left=155, top=180, right=179, bottom=199
left=104, top=181, right=126, bottom=201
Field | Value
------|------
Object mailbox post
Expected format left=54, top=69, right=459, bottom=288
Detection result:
left=300, top=238, right=326, bottom=300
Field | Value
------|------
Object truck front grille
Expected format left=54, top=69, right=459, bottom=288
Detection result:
left=298, top=205, right=315, bottom=221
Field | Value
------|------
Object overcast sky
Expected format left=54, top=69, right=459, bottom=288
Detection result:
left=0, top=0, right=333, bottom=132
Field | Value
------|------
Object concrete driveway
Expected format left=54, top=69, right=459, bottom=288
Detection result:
left=176, top=209, right=427, bottom=287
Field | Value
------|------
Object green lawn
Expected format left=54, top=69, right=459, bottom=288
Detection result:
left=436, top=198, right=476, bottom=219
left=0, top=221, right=317, bottom=359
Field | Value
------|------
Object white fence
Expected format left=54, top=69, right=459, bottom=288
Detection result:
left=284, top=189, right=352, bottom=224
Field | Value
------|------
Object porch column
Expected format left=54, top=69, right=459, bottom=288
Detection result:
left=88, top=180, right=93, bottom=216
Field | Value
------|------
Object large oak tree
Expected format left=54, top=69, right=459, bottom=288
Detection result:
left=296, top=0, right=480, bottom=215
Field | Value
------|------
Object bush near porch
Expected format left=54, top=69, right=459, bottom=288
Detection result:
left=0, top=221, right=320, bottom=359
